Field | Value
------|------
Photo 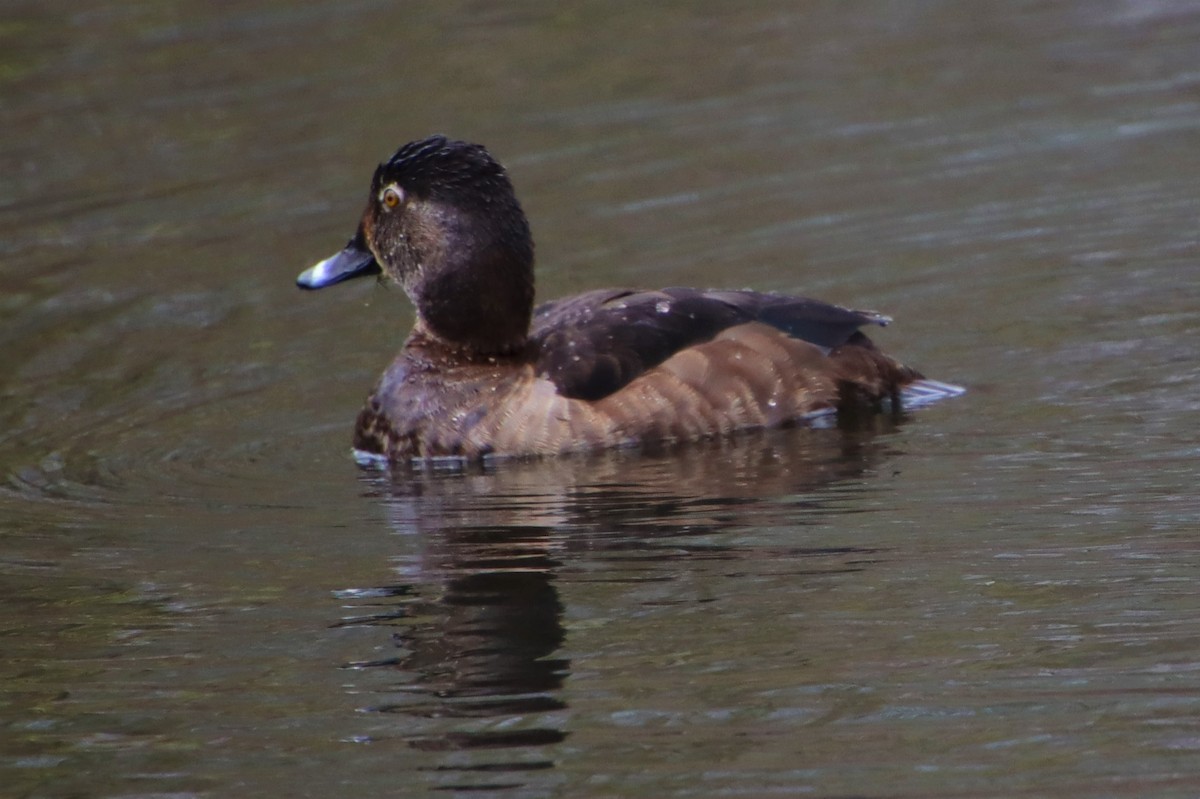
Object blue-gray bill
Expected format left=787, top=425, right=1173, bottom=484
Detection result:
left=296, top=240, right=380, bottom=289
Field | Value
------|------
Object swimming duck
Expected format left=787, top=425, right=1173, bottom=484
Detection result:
left=298, top=135, right=960, bottom=461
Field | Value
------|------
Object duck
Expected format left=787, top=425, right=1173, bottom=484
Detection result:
left=297, top=135, right=961, bottom=462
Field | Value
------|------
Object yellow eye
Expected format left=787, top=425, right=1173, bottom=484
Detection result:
left=382, top=186, right=403, bottom=208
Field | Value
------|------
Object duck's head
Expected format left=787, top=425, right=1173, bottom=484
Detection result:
left=298, top=136, right=535, bottom=354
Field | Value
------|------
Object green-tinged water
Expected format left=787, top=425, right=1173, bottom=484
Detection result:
left=2, top=2, right=1199, bottom=797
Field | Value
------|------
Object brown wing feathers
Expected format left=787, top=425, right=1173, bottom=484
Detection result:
left=584, top=323, right=842, bottom=445
left=532, top=287, right=906, bottom=411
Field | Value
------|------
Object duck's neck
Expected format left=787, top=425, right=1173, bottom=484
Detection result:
left=410, top=239, right=535, bottom=357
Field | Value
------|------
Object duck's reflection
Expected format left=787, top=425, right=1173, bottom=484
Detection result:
left=337, top=522, right=569, bottom=760
left=337, top=421, right=903, bottom=788
left=378, top=527, right=567, bottom=738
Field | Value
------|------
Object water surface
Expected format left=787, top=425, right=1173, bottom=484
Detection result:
left=3, top=2, right=1200, bottom=797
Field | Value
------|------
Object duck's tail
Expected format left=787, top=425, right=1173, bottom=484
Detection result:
left=899, top=378, right=967, bottom=409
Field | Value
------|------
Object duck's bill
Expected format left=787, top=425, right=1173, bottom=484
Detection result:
left=296, top=240, right=381, bottom=290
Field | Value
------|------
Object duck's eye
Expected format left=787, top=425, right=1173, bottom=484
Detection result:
left=381, top=186, right=403, bottom=209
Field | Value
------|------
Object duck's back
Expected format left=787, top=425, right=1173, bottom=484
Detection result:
left=353, top=287, right=930, bottom=461
left=531, top=287, right=901, bottom=398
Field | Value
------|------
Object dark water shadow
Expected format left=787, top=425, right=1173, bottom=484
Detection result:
left=333, top=418, right=909, bottom=791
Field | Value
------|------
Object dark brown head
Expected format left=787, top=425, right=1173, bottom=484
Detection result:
left=298, top=136, right=536, bottom=354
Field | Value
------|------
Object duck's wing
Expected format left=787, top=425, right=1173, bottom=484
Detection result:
left=530, top=287, right=890, bottom=400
